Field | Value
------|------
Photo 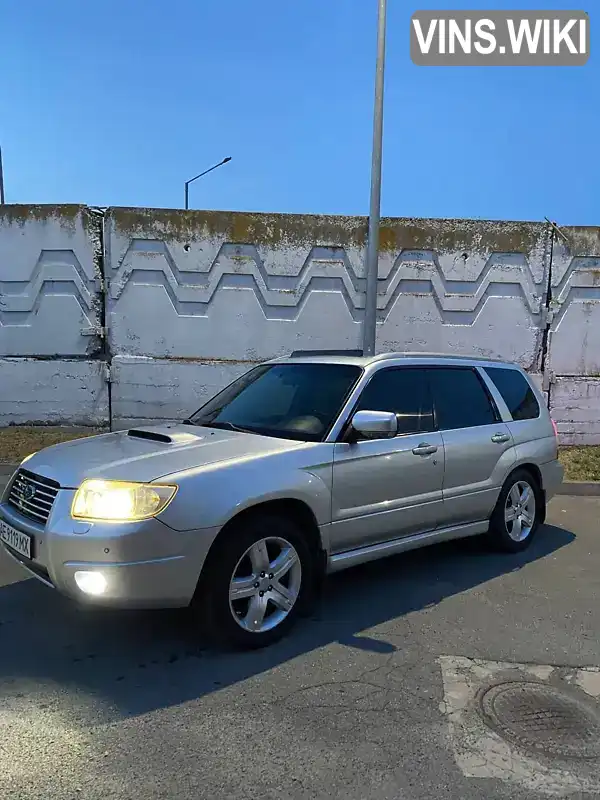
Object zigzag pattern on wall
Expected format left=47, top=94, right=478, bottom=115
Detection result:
left=0, top=249, right=99, bottom=327
left=109, top=239, right=547, bottom=326
left=549, top=255, right=600, bottom=329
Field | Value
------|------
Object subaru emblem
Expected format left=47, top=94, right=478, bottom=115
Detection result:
left=22, top=484, right=36, bottom=502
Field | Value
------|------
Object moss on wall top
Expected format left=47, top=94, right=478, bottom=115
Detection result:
left=558, top=226, right=600, bottom=256
left=0, top=204, right=87, bottom=228
left=107, top=206, right=551, bottom=254
left=7, top=204, right=597, bottom=258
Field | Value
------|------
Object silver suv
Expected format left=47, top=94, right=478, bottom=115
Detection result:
left=0, top=351, right=563, bottom=649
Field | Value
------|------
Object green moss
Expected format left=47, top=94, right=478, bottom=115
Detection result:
left=107, top=206, right=547, bottom=255
left=558, top=226, right=600, bottom=257
left=107, top=207, right=368, bottom=249
left=379, top=217, right=545, bottom=254
left=0, top=204, right=85, bottom=230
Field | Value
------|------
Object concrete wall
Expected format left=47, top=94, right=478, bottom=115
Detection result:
left=104, top=208, right=552, bottom=427
left=1, top=204, right=599, bottom=443
left=0, top=205, right=108, bottom=425
left=547, top=226, right=600, bottom=443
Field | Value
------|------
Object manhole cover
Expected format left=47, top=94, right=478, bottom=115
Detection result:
left=478, top=681, right=600, bottom=760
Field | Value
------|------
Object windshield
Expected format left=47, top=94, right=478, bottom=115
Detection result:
left=188, top=362, right=362, bottom=441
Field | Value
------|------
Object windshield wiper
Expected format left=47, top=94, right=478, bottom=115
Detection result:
left=201, top=421, right=250, bottom=433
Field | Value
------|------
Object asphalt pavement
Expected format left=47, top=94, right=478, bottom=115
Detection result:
left=1, top=474, right=600, bottom=799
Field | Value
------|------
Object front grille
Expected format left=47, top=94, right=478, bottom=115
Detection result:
left=8, top=469, right=60, bottom=525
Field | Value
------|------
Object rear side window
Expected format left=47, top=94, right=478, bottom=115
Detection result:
left=356, top=367, right=434, bottom=435
left=484, top=367, right=540, bottom=421
left=429, top=368, right=498, bottom=430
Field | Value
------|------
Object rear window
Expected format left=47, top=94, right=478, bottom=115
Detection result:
left=484, top=367, right=540, bottom=421
left=428, top=367, right=498, bottom=430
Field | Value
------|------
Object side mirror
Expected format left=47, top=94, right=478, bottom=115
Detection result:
left=350, top=410, right=397, bottom=440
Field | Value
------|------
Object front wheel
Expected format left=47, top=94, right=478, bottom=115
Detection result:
left=193, top=512, right=315, bottom=649
left=488, top=470, right=541, bottom=553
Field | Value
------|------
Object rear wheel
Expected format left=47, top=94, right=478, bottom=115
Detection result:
left=193, top=512, right=315, bottom=649
left=488, top=469, right=541, bottom=553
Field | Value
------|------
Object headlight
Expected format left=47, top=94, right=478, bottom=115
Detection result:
left=20, top=452, right=37, bottom=465
left=71, top=480, right=177, bottom=522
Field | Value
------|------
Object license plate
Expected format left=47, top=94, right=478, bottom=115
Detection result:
left=0, top=520, right=32, bottom=559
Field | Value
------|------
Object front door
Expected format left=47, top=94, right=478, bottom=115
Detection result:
left=330, top=367, right=444, bottom=554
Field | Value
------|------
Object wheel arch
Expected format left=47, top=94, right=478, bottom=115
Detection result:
left=201, top=497, right=326, bottom=577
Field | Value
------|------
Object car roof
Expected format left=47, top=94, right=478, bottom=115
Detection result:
left=269, top=350, right=520, bottom=369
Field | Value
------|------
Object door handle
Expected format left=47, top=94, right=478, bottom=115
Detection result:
left=412, top=443, right=438, bottom=456
left=491, top=433, right=510, bottom=444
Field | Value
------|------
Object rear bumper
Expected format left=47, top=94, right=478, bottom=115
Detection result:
left=540, top=459, right=564, bottom=501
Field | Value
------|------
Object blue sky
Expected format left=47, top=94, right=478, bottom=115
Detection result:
left=1, top=0, right=597, bottom=224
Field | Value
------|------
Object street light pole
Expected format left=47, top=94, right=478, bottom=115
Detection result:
left=362, top=0, right=387, bottom=357
left=184, top=157, right=232, bottom=209
left=0, top=145, right=5, bottom=204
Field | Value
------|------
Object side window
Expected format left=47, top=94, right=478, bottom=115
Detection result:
left=355, top=368, right=434, bottom=435
left=429, top=368, right=498, bottom=430
left=484, top=367, right=540, bottom=421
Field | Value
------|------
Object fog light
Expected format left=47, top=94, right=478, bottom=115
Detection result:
left=74, top=571, right=107, bottom=596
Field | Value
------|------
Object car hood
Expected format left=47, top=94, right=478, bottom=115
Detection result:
left=20, top=425, right=303, bottom=488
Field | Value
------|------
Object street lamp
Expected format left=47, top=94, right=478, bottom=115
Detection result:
left=0, top=145, right=5, bottom=204
left=184, top=157, right=232, bottom=210
left=362, top=0, right=387, bottom=357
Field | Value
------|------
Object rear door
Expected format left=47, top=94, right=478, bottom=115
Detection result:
left=427, top=366, right=515, bottom=527
left=481, top=365, right=556, bottom=461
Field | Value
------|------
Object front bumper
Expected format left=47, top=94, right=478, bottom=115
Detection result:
left=0, top=485, right=221, bottom=609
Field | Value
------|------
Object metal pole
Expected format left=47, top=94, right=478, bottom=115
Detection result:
left=184, top=157, right=231, bottom=210
left=0, top=146, right=5, bottom=204
left=362, top=0, right=387, bottom=357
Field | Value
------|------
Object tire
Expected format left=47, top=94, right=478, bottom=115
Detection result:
left=487, top=468, right=542, bottom=553
left=193, top=511, right=316, bottom=650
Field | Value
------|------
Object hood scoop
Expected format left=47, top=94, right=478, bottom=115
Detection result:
left=126, top=427, right=202, bottom=445
left=127, top=428, right=173, bottom=443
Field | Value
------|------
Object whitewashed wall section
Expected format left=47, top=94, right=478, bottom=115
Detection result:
left=105, top=208, right=368, bottom=426
left=374, top=218, right=550, bottom=370
left=3, top=205, right=597, bottom=441
left=547, top=227, right=600, bottom=444
left=0, top=205, right=108, bottom=425
left=105, top=208, right=551, bottom=426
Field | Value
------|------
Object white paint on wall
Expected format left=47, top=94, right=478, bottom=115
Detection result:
left=0, top=359, right=108, bottom=426
left=0, top=206, right=102, bottom=357
left=110, top=355, right=249, bottom=429
left=1, top=205, right=600, bottom=440
left=550, top=377, right=600, bottom=445
left=104, top=209, right=554, bottom=425
left=548, top=227, right=600, bottom=377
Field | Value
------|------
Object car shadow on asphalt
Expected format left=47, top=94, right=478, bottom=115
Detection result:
left=0, top=524, right=575, bottom=722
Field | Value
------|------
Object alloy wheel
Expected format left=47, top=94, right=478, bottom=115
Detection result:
left=228, top=536, right=302, bottom=633
left=504, top=480, right=536, bottom=542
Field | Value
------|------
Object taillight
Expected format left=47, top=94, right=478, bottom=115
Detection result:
left=551, top=418, right=558, bottom=438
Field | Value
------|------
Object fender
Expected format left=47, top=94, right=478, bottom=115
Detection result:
left=158, top=443, right=334, bottom=532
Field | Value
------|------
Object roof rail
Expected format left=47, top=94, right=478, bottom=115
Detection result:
left=290, top=349, right=364, bottom=358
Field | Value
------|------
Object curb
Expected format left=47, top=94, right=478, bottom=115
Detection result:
left=0, top=464, right=599, bottom=496
left=555, top=481, right=600, bottom=497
